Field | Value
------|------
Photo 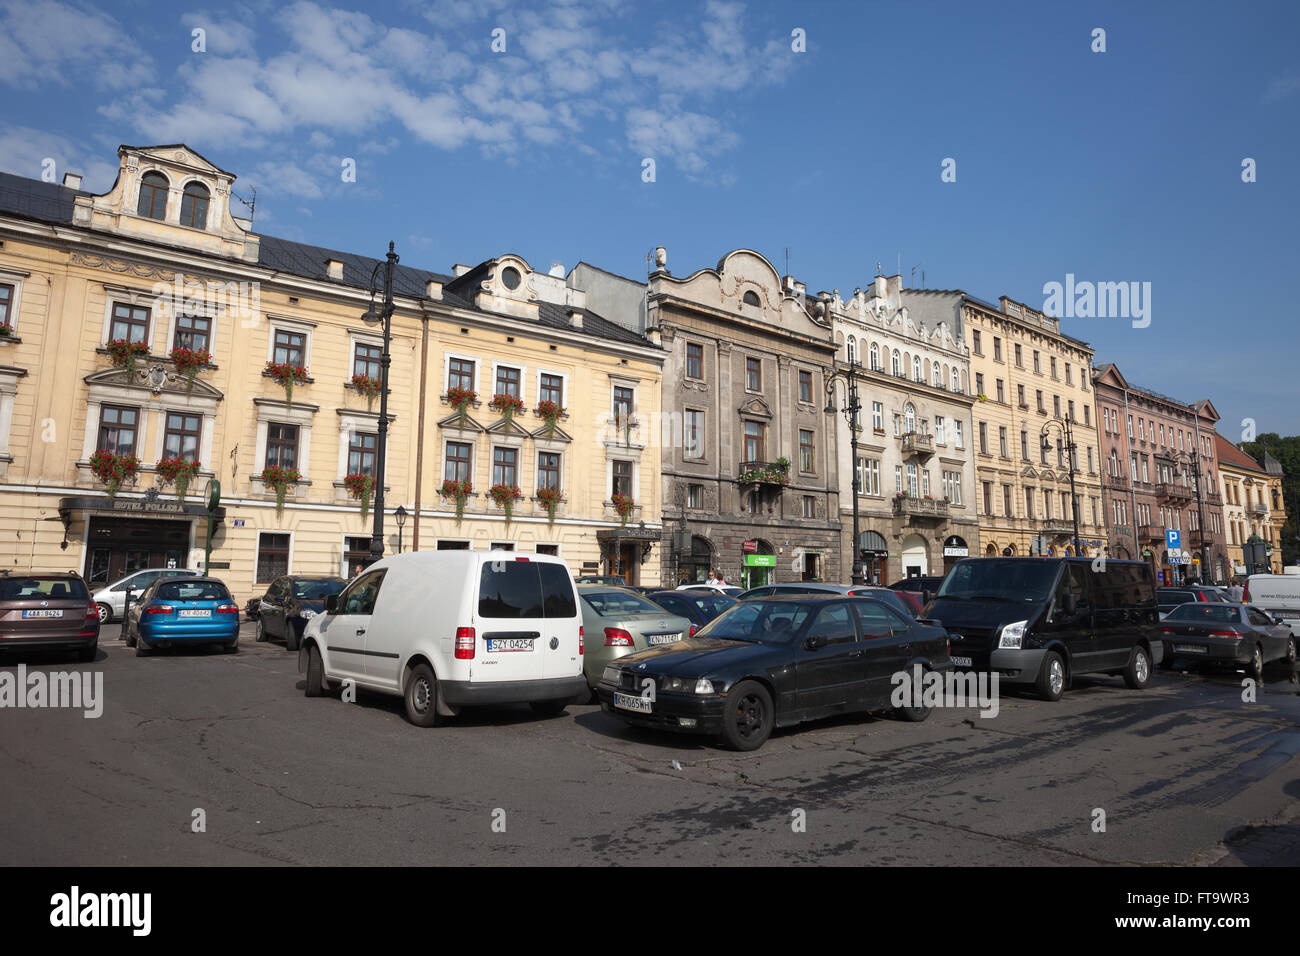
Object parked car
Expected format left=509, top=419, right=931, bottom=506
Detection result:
left=893, top=590, right=925, bottom=616
left=739, top=583, right=917, bottom=620
left=300, top=551, right=586, bottom=726
left=1157, top=586, right=1225, bottom=619
left=677, top=583, right=744, bottom=598
left=889, top=575, right=947, bottom=602
left=578, top=586, right=693, bottom=693
left=596, top=595, right=952, bottom=751
left=577, top=575, right=626, bottom=586
left=644, top=590, right=737, bottom=631
left=123, top=576, right=241, bottom=656
left=927, top=557, right=1162, bottom=701
left=1159, top=602, right=1296, bottom=679
left=92, top=567, right=200, bottom=624
left=1244, top=574, right=1300, bottom=636
left=0, top=572, right=99, bottom=661
left=254, top=575, right=347, bottom=650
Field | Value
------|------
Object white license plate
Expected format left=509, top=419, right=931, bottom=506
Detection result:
left=21, top=609, right=64, bottom=618
left=648, top=633, right=682, bottom=645
left=487, top=638, right=533, bottom=652
left=1174, top=644, right=1207, bottom=654
left=614, top=692, right=652, bottom=713
left=951, top=656, right=972, bottom=667
left=178, top=609, right=211, bottom=618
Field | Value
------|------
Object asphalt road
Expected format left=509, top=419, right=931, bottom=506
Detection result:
left=2, top=622, right=1298, bottom=866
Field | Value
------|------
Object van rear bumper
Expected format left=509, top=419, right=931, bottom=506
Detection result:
left=439, top=675, right=588, bottom=706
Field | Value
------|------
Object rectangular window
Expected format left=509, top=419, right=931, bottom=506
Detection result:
left=492, top=447, right=518, bottom=487
left=975, top=372, right=984, bottom=396
left=746, top=356, right=762, bottom=391
left=1036, top=389, right=1045, bottom=412
left=1017, top=384, right=1026, bottom=407
left=995, top=379, right=1004, bottom=403
left=448, top=358, right=475, bottom=392
left=743, top=420, right=764, bottom=462
left=97, top=404, right=138, bottom=455
left=1043, top=491, right=1052, bottom=519
left=496, top=365, right=521, bottom=398
left=0, top=283, right=13, bottom=328
left=110, top=302, right=151, bottom=345
left=1033, top=351, right=1041, bottom=373
left=954, top=421, right=964, bottom=449
left=935, top=416, right=945, bottom=444
left=1053, top=395, right=1061, bottom=418
left=265, top=422, right=298, bottom=469
left=164, top=411, right=202, bottom=462
left=1068, top=399, right=1075, bottom=422
left=445, top=441, right=471, bottom=482
left=1024, top=488, right=1035, bottom=519
left=1084, top=405, right=1091, bottom=426
left=684, top=409, right=704, bottom=458
left=539, top=373, right=563, bottom=406
left=1003, top=484, right=1013, bottom=517
left=537, top=452, right=560, bottom=490
left=353, top=342, right=382, bottom=380
left=993, top=337, right=1002, bottom=361
left=999, top=426, right=1008, bottom=458
left=979, top=422, right=988, bottom=455
left=801, top=495, right=815, bottom=518
left=343, top=536, right=370, bottom=578
left=982, top=481, right=992, bottom=515
left=272, top=329, right=305, bottom=367
left=611, top=460, right=633, bottom=498
left=536, top=543, right=559, bottom=556
left=1014, top=344, right=1022, bottom=367
left=799, top=429, right=815, bottom=473
left=256, top=533, right=290, bottom=583
left=347, top=431, right=377, bottom=476
left=872, top=401, right=883, bottom=431
left=613, top=386, right=634, bottom=420
left=685, top=342, right=704, bottom=380
left=687, top=484, right=702, bottom=509
left=799, top=369, right=813, bottom=403
left=1021, top=430, right=1029, bottom=461
left=972, top=330, right=982, bottom=354
left=1050, top=357, right=1058, bottom=378
left=174, top=314, right=211, bottom=353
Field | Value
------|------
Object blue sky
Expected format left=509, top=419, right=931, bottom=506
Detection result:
left=2, top=0, right=1298, bottom=434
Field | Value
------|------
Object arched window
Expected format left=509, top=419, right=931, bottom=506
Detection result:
left=742, top=290, right=761, bottom=307
left=951, top=367, right=959, bottom=392
left=869, top=342, right=879, bottom=370
left=904, top=402, right=916, bottom=433
left=932, top=362, right=941, bottom=387
left=912, top=355, right=921, bottom=381
left=891, top=349, right=901, bottom=376
left=137, top=171, right=168, bottom=220
left=846, top=335, right=856, bottom=363
left=180, top=181, right=210, bottom=229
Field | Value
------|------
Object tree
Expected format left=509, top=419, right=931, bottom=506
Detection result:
left=1240, top=432, right=1299, bottom=566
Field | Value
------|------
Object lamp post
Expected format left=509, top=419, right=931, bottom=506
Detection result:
left=1040, top=416, right=1081, bottom=557
left=361, top=242, right=398, bottom=566
left=394, top=505, right=408, bottom=554
left=1174, top=451, right=1211, bottom=581
left=824, top=351, right=864, bottom=585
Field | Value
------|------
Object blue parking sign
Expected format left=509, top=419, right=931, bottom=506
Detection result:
left=1166, top=529, right=1181, bottom=550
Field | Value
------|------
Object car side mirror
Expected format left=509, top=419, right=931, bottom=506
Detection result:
left=805, top=634, right=827, bottom=650
left=325, top=594, right=339, bottom=613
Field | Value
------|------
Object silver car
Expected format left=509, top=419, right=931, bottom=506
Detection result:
left=92, top=567, right=200, bottom=624
left=578, top=586, right=692, bottom=692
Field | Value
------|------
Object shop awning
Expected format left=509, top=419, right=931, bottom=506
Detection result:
left=59, top=495, right=225, bottom=521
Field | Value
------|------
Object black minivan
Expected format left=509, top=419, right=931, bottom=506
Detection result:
left=924, top=557, right=1162, bottom=701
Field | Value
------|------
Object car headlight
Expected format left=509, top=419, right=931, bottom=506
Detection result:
left=694, top=678, right=714, bottom=695
left=998, top=620, right=1028, bottom=649
left=300, top=609, right=318, bottom=619
left=602, top=665, right=621, bottom=684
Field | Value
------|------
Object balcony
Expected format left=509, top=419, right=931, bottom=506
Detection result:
left=1040, top=519, right=1075, bottom=537
left=892, top=495, right=949, bottom=520
left=1137, top=524, right=1162, bottom=541
left=1157, top=482, right=1192, bottom=502
left=899, top=430, right=934, bottom=460
left=1103, top=473, right=1128, bottom=491
left=737, top=461, right=790, bottom=487
left=1247, top=501, right=1269, bottom=517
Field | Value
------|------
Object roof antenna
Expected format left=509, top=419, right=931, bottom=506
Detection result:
left=231, top=185, right=257, bottom=224
left=784, top=247, right=790, bottom=276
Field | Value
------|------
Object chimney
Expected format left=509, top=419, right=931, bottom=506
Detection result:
left=62, top=171, right=82, bottom=190
left=326, top=259, right=343, bottom=280
left=425, top=279, right=442, bottom=299
left=647, top=328, right=661, bottom=347
left=569, top=310, right=584, bottom=329
left=549, top=261, right=565, bottom=277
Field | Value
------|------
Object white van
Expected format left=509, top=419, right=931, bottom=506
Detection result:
left=298, top=550, right=586, bottom=726
left=1244, top=574, right=1300, bottom=636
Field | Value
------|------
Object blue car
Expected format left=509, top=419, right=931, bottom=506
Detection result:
left=125, top=576, right=241, bottom=656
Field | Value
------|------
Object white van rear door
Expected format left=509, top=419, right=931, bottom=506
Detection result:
left=473, top=557, right=546, bottom=682
left=537, top=560, right=582, bottom=680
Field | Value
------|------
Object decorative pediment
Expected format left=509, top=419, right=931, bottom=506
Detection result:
left=1020, top=465, right=1039, bottom=478
left=738, top=396, right=773, bottom=419
left=484, top=418, right=531, bottom=438
left=528, top=424, right=572, bottom=443
left=1040, top=469, right=1056, bottom=481
left=436, top=413, right=485, bottom=433
left=84, top=363, right=224, bottom=400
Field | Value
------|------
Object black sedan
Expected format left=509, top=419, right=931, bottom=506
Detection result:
left=1158, top=603, right=1296, bottom=679
left=596, top=595, right=952, bottom=751
left=644, top=589, right=737, bottom=632
left=254, top=575, right=347, bottom=651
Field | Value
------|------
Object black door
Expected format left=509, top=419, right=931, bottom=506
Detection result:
left=1046, top=562, right=1096, bottom=670
left=854, top=601, right=915, bottom=708
left=794, top=602, right=863, bottom=716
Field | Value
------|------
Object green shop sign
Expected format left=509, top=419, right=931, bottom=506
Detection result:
left=744, top=554, right=776, bottom=567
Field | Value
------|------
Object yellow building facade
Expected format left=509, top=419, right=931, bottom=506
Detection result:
left=0, top=144, right=663, bottom=607
left=1215, top=435, right=1286, bottom=575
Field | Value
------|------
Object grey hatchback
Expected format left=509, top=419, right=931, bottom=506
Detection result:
left=578, top=586, right=692, bottom=693
left=0, top=572, right=100, bottom=661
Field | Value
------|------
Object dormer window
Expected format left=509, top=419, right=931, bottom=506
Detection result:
left=137, top=172, right=168, bottom=220
left=501, top=266, right=522, bottom=290
left=180, top=182, right=210, bottom=229
left=742, top=290, right=760, bottom=307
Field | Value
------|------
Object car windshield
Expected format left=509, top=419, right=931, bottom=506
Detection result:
left=583, top=590, right=664, bottom=616
left=695, top=601, right=812, bottom=644
left=691, top=593, right=736, bottom=614
left=0, top=577, right=89, bottom=601
left=1165, top=604, right=1239, bottom=624
left=293, top=579, right=345, bottom=600
left=936, top=560, right=1060, bottom=602
left=156, top=581, right=230, bottom=602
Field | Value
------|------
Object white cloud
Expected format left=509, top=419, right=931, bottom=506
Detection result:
left=0, top=124, right=117, bottom=191
left=0, top=0, right=154, bottom=90
left=180, top=10, right=258, bottom=57
left=1263, top=73, right=1300, bottom=102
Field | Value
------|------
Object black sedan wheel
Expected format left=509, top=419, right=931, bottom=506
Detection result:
left=894, top=666, right=932, bottom=722
left=1250, top=645, right=1264, bottom=683
left=284, top=624, right=301, bottom=652
left=721, top=680, right=773, bottom=751
left=255, top=619, right=267, bottom=642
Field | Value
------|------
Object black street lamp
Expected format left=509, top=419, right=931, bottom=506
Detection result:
left=1040, top=416, right=1081, bottom=557
left=824, top=350, right=864, bottom=585
left=394, top=505, right=408, bottom=554
left=1173, top=452, right=1211, bottom=580
left=361, top=241, right=398, bottom=566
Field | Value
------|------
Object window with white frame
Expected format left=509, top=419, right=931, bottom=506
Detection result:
left=684, top=409, right=704, bottom=458
left=954, top=421, right=964, bottom=449
left=934, top=415, right=945, bottom=444
left=872, top=401, right=883, bottom=431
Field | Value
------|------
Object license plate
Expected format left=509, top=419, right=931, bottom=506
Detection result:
left=951, top=656, right=972, bottom=667
left=21, top=609, right=63, bottom=618
left=614, top=692, right=652, bottom=713
left=179, top=609, right=211, bottom=618
left=1174, top=644, right=1207, bottom=654
left=487, top=638, right=533, bottom=652
left=649, top=633, right=682, bottom=645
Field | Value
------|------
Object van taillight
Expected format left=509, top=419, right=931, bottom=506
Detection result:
left=1242, top=584, right=1250, bottom=602
left=454, top=627, right=476, bottom=659
left=689, top=624, right=696, bottom=637
left=604, top=627, right=634, bottom=646
left=578, top=626, right=584, bottom=655
left=1159, top=627, right=1174, bottom=634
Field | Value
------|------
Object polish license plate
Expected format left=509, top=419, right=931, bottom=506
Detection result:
left=22, top=609, right=63, bottom=618
left=614, top=692, right=652, bottom=713
left=1174, top=644, right=1207, bottom=654
left=951, top=656, right=972, bottom=667
left=487, top=638, right=533, bottom=652
left=179, top=609, right=211, bottom=618
left=649, top=633, right=682, bottom=646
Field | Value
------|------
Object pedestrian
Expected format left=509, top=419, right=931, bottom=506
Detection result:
left=705, top=570, right=718, bottom=586
left=714, top=570, right=727, bottom=586
left=1227, top=579, right=1244, bottom=603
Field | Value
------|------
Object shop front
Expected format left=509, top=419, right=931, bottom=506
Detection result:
left=858, top=530, right=889, bottom=585
left=942, top=535, right=969, bottom=572
left=597, top=526, right=660, bottom=587
left=741, top=552, right=775, bottom=589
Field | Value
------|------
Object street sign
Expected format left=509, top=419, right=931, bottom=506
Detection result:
left=1168, top=548, right=1182, bottom=561
left=1166, top=529, right=1181, bottom=550
left=742, top=540, right=758, bottom=554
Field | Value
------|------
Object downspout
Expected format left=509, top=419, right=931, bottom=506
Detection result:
left=412, top=313, right=429, bottom=552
